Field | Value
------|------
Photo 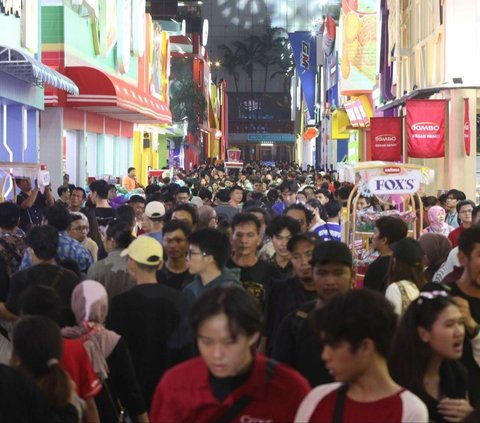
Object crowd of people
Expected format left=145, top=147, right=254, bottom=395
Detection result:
left=0, top=161, right=479, bottom=422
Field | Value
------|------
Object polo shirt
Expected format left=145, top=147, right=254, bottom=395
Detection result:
left=295, top=382, right=428, bottom=423
left=150, top=354, right=310, bottom=423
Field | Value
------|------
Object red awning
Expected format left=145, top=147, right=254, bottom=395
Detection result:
left=63, top=66, right=171, bottom=124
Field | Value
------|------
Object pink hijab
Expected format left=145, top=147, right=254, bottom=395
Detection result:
left=62, top=280, right=120, bottom=380
left=427, top=206, right=448, bottom=233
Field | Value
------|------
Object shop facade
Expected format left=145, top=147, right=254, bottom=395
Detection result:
left=40, top=1, right=171, bottom=188
left=0, top=1, right=78, bottom=197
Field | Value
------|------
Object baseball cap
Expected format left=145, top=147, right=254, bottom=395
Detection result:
left=392, top=237, right=424, bottom=266
left=145, top=201, right=165, bottom=219
left=121, top=236, right=163, bottom=265
left=309, top=241, right=352, bottom=267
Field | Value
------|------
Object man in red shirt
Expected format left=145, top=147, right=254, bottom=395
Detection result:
left=150, top=284, right=310, bottom=423
left=448, top=200, right=475, bottom=248
left=295, top=290, right=428, bottom=423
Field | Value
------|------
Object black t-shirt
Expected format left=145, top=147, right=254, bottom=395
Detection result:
left=92, top=207, right=117, bottom=229
left=108, top=283, right=193, bottom=407
left=16, top=190, right=48, bottom=231
left=363, top=255, right=391, bottom=292
left=448, top=281, right=480, bottom=404
left=264, top=277, right=317, bottom=354
left=226, top=259, right=281, bottom=310
left=156, top=266, right=194, bottom=291
left=272, top=300, right=333, bottom=388
left=6, top=264, right=80, bottom=326
left=424, top=360, right=468, bottom=423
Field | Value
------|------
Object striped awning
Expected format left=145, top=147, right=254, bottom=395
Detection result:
left=0, top=45, right=79, bottom=95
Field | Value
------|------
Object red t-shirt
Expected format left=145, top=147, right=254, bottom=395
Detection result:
left=295, top=382, right=428, bottom=423
left=150, top=354, right=310, bottom=423
left=448, top=225, right=465, bottom=248
left=60, top=338, right=102, bottom=400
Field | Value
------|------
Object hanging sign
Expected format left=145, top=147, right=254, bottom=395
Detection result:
left=370, top=117, right=402, bottom=161
left=406, top=99, right=446, bottom=158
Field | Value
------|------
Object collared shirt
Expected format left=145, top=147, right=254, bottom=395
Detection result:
left=446, top=211, right=460, bottom=228
left=20, top=231, right=93, bottom=273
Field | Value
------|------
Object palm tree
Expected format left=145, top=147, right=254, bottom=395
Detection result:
left=169, top=80, right=207, bottom=135
left=251, top=25, right=288, bottom=118
left=217, top=43, right=241, bottom=94
left=269, top=38, right=295, bottom=104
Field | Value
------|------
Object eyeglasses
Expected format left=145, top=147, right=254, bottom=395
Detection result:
left=72, top=226, right=89, bottom=232
left=187, top=250, right=208, bottom=258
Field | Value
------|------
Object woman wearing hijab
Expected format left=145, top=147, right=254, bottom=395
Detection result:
left=62, top=280, right=148, bottom=423
left=418, top=233, right=452, bottom=283
left=423, top=205, right=454, bottom=236
left=197, top=205, right=218, bottom=229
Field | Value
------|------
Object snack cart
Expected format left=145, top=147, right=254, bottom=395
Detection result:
left=339, top=162, right=433, bottom=288
left=224, top=148, right=244, bottom=175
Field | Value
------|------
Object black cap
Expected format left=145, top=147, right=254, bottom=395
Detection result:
left=392, top=237, right=424, bottom=266
left=287, top=232, right=321, bottom=252
left=309, top=241, right=352, bottom=267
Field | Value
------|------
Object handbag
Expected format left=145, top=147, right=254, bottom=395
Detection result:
left=103, top=378, right=131, bottom=423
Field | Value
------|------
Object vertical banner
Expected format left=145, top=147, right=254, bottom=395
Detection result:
left=464, top=97, right=471, bottom=157
left=340, top=0, right=377, bottom=95
left=370, top=117, right=402, bottom=161
left=288, top=32, right=317, bottom=119
left=406, top=99, right=446, bottom=158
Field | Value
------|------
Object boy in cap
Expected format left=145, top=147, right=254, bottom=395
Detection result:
left=108, top=236, right=192, bottom=407
left=144, top=201, right=166, bottom=244
left=272, top=241, right=353, bottom=387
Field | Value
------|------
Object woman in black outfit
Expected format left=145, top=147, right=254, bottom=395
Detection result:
left=62, top=280, right=148, bottom=422
left=389, top=291, right=472, bottom=422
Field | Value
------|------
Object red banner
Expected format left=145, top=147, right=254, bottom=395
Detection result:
left=406, top=99, right=446, bottom=158
left=370, top=117, right=402, bottom=161
left=464, top=97, right=471, bottom=156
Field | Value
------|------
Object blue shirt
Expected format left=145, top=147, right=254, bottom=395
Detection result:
left=315, top=222, right=342, bottom=242
left=20, top=231, right=93, bottom=273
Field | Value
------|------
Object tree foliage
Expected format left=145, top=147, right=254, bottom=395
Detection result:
left=169, top=80, right=207, bottom=135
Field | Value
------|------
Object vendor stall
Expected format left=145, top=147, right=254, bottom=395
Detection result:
left=339, top=162, right=433, bottom=288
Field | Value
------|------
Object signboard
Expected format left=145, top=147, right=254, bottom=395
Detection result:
left=406, top=99, right=446, bottom=158
left=464, top=97, right=471, bottom=156
left=247, top=133, right=296, bottom=143
left=370, top=117, right=402, bottom=161
left=365, top=166, right=423, bottom=195
left=339, top=0, right=377, bottom=95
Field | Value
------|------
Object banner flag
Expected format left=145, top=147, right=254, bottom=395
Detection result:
left=370, top=117, right=402, bottom=161
left=289, top=32, right=317, bottom=119
left=406, top=99, right=446, bottom=158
